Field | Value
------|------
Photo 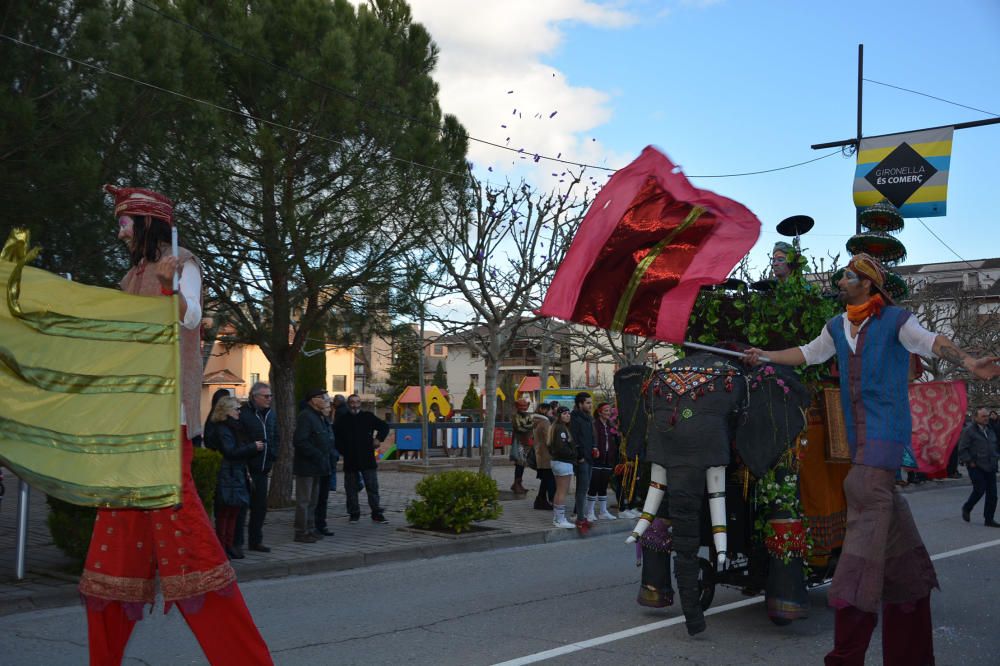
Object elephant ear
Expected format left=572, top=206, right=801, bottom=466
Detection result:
left=734, top=365, right=810, bottom=478
left=613, top=365, right=652, bottom=460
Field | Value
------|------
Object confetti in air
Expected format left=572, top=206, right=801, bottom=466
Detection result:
left=549, top=111, right=558, bottom=118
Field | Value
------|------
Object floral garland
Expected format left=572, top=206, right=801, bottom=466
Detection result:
left=753, top=446, right=814, bottom=569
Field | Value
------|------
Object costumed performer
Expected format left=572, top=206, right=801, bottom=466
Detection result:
left=745, top=252, right=1000, bottom=665
left=79, top=185, right=272, bottom=665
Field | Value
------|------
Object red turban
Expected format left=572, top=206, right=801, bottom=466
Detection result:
left=104, top=184, right=174, bottom=225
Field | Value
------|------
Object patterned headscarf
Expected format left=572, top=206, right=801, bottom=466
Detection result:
left=847, top=252, right=893, bottom=303
left=104, top=184, right=174, bottom=225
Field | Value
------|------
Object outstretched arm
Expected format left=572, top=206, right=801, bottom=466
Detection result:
left=932, top=336, right=1000, bottom=381
left=743, top=347, right=806, bottom=367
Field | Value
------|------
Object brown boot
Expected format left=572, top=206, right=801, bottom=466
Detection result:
left=513, top=480, right=528, bottom=494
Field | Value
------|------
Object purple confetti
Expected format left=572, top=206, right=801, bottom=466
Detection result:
left=501, top=124, right=507, bottom=128
left=488, top=166, right=493, bottom=172
left=551, top=173, right=558, bottom=177
left=513, top=108, right=517, bottom=115
left=549, top=111, right=558, bottom=118
left=557, top=152, right=562, bottom=158
left=507, top=90, right=514, bottom=94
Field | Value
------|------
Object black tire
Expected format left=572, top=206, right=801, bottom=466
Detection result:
left=698, top=557, right=716, bottom=611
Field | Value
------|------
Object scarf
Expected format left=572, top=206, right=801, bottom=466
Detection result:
left=846, top=294, right=885, bottom=326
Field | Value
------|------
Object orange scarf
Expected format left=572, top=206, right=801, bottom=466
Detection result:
left=846, top=294, right=885, bottom=326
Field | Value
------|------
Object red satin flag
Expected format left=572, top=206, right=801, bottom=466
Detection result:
left=538, top=146, right=761, bottom=343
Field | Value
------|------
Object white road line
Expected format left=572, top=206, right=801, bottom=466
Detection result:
left=493, top=537, right=1000, bottom=666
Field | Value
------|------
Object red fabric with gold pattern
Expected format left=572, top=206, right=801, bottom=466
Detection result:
left=538, top=146, right=760, bottom=343
left=909, top=380, right=967, bottom=476
left=79, top=432, right=235, bottom=618
left=104, top=184, right=174, bottom=225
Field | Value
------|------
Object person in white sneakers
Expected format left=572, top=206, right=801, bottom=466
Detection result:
left=547, top=407, right=577, bottom=528
left=589, top=402, right=619, bottom=520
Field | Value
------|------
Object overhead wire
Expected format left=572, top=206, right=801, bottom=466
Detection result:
left=0, top=33, right=465, bottom=180
left=126, top=0, right=845, bottom=178
left=915, top=218, right=978, bottom=270
left=863, top=78, right=999, bottom=118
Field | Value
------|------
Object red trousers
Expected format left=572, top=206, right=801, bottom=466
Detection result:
left=824, top=595, right=934, bottom=665
left=86, top=585, right=272, bottom=666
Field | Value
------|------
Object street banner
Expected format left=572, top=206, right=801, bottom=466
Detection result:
left=909, top=380, right=967, bottom=476
left=0, top=229, right=182, bottom=508
left=853, top=126, right=953, bottom=217
left=537, top=146, right=760, bottom=343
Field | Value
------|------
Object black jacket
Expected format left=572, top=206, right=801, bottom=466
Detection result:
left=570, top=409, right=596, bottom=463
left=238, top=403, right=280, bottom=474
left=207, top=417, right=258, bottom=507
left=593, top=417, right=620, bottom=468
left=334, top=410, right=390, bottom=472
left=958, top=422, right=999, bottom=471
left=548, top=423, right=576, bottom=463
left=293, top=407, right=334, bottom=477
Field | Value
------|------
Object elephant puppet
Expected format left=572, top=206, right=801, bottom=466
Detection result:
left=617, top=351, right=809, bottom=635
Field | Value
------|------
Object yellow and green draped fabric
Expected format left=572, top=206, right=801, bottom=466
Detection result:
left=0, top=229, right=181, bottom=508
left=853, top=126, right=953, bottom=218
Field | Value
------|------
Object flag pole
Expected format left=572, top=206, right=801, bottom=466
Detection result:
left=682, top=341, right=770, bottom=364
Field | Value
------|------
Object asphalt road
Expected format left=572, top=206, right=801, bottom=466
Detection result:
left=1, top=481, right=997, bottom=665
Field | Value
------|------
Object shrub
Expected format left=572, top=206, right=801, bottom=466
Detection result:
left=46, top=447, right=223, bottom=569
left=405, top=470, right=502, bottom=533
left=191, top=447, right=222, bottom=516
left=46, top=496, right=96, bottom=570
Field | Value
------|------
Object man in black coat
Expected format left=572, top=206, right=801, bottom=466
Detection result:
left=570, top=392, right=595, bottom=523
left=335, top=394, right=390, bottom=523
left=236, top=381, right=280, bottom=552
left=293, top=389, right=334, bottom=542
left=958, top=407, right=1000, bottom=527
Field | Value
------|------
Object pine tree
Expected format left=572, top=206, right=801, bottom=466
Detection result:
left=432, top=360, right=447, bottom=390
left=380, top=325, right=421, bottom=407
left=461, top=380, right=481, bottom=411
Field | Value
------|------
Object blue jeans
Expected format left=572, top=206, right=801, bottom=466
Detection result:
left=963, top=466, right=997, bottom=522
left=574, top=461, right=592, bottom=518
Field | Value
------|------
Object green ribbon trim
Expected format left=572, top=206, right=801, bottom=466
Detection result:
left=0, top=346, right=176, bottom=394
left=1, top=460, right=180, bottom=508
left=0, top=418, right=177, bottom=454
left=4, top=228, right=175, bottom=344
left=610, top=206, right=705, bottom=332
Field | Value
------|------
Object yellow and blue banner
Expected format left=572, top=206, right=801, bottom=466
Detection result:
left=0, top=229, right=182, bottom=508
left=853, top=126, right=953, bottom=217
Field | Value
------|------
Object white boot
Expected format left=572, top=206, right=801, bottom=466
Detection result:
left=597, top=496, right=617, bottom=520
left=553, top=504, right=575, bottom=528
left=584, top=495, right=598, bottom=522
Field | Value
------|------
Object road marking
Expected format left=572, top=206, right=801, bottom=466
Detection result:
left=494, top=537, right=1000, bottom=666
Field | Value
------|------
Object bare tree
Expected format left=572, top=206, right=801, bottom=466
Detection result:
left=427, top=173, right=589, bottom=476
left=902, top=278, right=1000, bottom=407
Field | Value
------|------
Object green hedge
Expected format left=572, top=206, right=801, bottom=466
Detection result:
left=404, top=471, right=502, bottom=533
left=46, top=447, right=223, bottom=571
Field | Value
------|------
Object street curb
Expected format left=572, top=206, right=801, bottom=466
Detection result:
left=0, top=519, right=634, bottom=616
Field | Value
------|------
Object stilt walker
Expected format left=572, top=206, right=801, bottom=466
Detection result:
left=78, top=185, right=272, bottom=665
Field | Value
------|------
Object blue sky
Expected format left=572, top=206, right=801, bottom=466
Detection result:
left=406, top=0, right=1000, bottom=274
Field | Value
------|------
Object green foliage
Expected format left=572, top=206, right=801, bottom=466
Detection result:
left=688, top=269, right=840, bottom=386
left=432, top=359, right=447, bottom=390
left=404, top=471, right=502, bottom=533
left=461, top=380, right=481, bottom=410
left=294, top=337, right=328, bottom=406
left=192, top=447, right=223, bottom=516
left=45, top=497, right=97, bottom=571
left=46, top=448, right=222, bottom=570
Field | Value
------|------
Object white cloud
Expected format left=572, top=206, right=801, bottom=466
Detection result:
left=402, top=0, right=637, bottom=188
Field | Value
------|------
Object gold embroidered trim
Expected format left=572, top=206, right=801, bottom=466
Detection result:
left=161, top=561, right=236, bottom=601
left=79, top=570, right=156, bottom=604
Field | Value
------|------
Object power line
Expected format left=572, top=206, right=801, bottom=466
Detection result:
left=915, top=217, right=978, bottom=270
left=864, top=78, right=999, bottom=118
left=127, top=0, right=845, bottom=179
left=0, top=33, right=465, bottom=180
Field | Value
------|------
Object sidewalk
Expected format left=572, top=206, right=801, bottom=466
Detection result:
left=0, top=461, right=633, bottom=616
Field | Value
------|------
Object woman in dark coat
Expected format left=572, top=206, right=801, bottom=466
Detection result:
left=207, top=396, right=263, bottom=559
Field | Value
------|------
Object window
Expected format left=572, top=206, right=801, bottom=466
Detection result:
left=331, top=375, right=347, bottom=392
left=433, top=344, right=445, bottom=356
left=470, top=373, right=479, bottom=386
left=249, top=372, right=260, bottom=386
left=470, top=349, right=480, bottom=359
